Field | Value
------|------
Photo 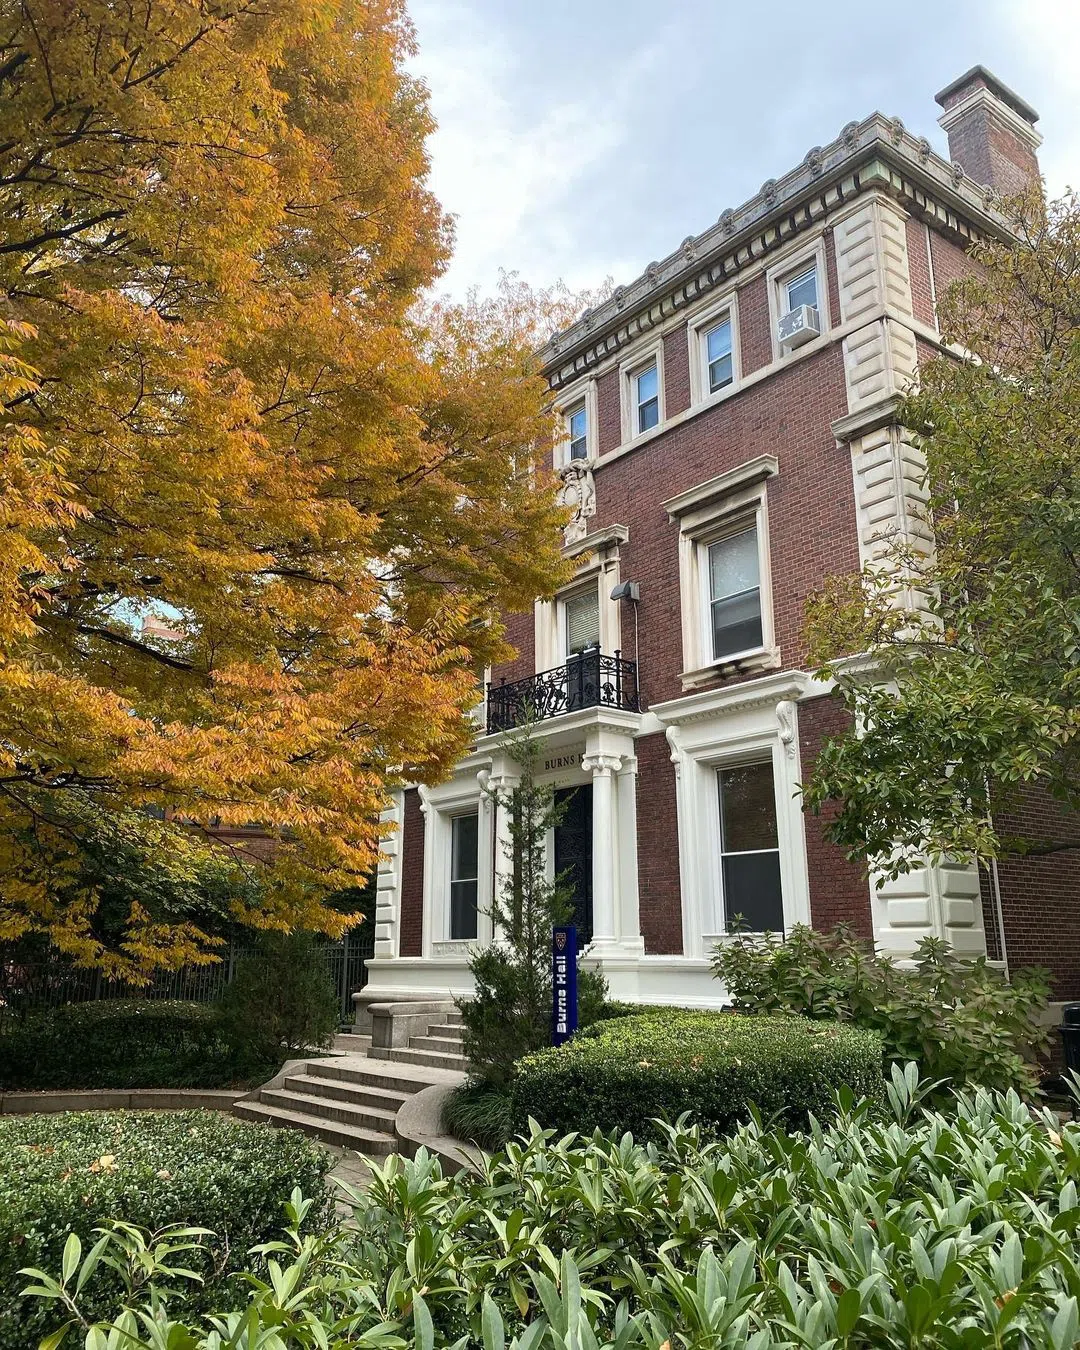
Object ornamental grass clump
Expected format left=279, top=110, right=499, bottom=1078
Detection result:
left=510, top=1009, right=882, bottom=1138
left=24, top=1067, right=1080, bottom=1349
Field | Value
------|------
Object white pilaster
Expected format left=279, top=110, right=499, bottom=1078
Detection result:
left=417, top=785, right=434, bottom=958
left=475, top=769, right=495, bottom=947
left=373, top=792, right=403, bottom=959
left=616, top=755, right=645, bottom=955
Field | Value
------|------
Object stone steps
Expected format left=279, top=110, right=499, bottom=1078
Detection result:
left=285, top=1073, right=410, bottom=1112
left=235, top=1010, right=471, bottom=1153
left=376, top=1045, right=470, bottom=1072
left=332, top=1032, right=372, bottom=1055
left=234, top=1098, right=399, bottom=1155
left=261, top=1085, right=398, bottom=1134
left=409, top=1033, right=465, bottom=1055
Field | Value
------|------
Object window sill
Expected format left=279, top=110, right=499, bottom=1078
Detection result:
left=679, top=646, right=781, bottom=691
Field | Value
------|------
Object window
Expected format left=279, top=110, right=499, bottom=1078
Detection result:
left=635, top=363, right=659, bottom=433
left=705, top=317, right=733, bottom=393
left=717, top=762, right=783, bottom=932
left=564, top=586, right=600, bottom=655
left=707, top=526, right=763, bottom=660
left=568, top=403, right=588, bottom=460
left=784, top=265, right=818, bottom=315
left=449, top=811, right=479, bottom=940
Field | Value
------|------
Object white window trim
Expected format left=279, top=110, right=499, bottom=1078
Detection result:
left=558, top=580, right=601, bottom=660
left=698, top=522, right=767, bottom=668
left=688, top=290, right=741, bottom=408
left=448, top=809, right=481, bottom=941
left=554, top=380, right=598, bottom=470
left=658, top=681, right=812, bottom=959
left=766, top=235, right=831, bottom=364
left=618, top=340, right=665, bottom=447
left=535, top=549, right=623, bottom=673
left=419, top=775, right=494, bottom=954
left=666, top=458, right=779, bottom=690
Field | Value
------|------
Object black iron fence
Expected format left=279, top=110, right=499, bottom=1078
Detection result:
left=487, top=648, right=639, bottom=734
left=0, top=928, right=375, bottom=1031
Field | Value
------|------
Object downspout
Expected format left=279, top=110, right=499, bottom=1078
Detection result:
left=989, top=856, right=1010, bottom=982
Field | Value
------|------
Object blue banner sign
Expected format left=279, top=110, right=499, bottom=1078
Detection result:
left=552, top=924, right=578, bottom=1045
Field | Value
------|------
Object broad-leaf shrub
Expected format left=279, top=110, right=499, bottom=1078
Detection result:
left=27, top=1069, right=1080, bottom=1349
left=713, top=923, right=1051, bottom=1094
left=0, top=1000, right=258, bottom=1091
left=510, top=1010, right=882, bottom=1138
left=0, top=1109, right=332, bottom=1350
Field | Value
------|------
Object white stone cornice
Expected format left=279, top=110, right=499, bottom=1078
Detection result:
left=662, top=456, right=778, bottom=522
left=650, top=669, right=824, bottom=728
left=562, top=522, right=629, bottom=560
left=543, top=116, right=1016, bottom=387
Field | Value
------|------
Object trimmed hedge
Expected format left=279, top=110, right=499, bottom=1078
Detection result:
left=511, top=1010, right=883, bottom=1138
left=0, top=999, right=264, bottom=1091
left=0, top=1108, right=332, bottom=1350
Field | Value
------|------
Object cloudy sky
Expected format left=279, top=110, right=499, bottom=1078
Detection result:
left=408, top=0, right=1080, bottom=298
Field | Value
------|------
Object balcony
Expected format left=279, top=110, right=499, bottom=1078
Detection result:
left=486, top=648, right=640, bottom=734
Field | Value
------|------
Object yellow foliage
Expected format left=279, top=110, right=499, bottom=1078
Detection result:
left=0, top=0, right=574, bottom=972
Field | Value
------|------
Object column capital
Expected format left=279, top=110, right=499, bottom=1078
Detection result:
left=582, top=751, right=623, bottom=777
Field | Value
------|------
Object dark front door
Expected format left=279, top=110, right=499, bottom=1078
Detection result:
left=554, top=785, right=593, bottom=944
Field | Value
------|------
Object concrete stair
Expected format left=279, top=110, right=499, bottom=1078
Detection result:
left=234, top=1054, right=462, bottom=1153
left=332, top=1032, right=372, bottom=1055
left=372, top=1014, right=470, bottom=1073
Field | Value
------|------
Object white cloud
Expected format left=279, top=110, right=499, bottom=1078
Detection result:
left=408, top=1, right=653, bottom=296
left=993, top=0, right=1080, bottom=196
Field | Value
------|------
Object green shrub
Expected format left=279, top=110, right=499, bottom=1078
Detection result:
left=442, top=1079, right=515, bottom=1151
left=219, top=931, right=340, bottom=1063
left=0, top=999, right=260, bottom=1091
left=28, top=1070, right=1080, bottom=1349
left=0, top=1108, right=332, bottom=1350
left=510, top=1010, right=882, bottom=1138
left=713, top=923, right=1051, bottom=1095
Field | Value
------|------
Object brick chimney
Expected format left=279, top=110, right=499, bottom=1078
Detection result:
left=934, top=66, right=1041, bottom=195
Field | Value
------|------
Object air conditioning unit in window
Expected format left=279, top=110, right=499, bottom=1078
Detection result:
left=777, top=304, right=821, bottom=349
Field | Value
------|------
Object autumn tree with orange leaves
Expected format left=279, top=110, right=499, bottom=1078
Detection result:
left=0, top=0, right=574, bottom=977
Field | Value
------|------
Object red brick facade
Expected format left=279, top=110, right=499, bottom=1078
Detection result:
left=978, top=785, right=1080, bottom=998
left=798, top=695, right=874, bottom=939
left=634, top=732, right=682, bottom=954
left=398, top=788, right=425, bottom=957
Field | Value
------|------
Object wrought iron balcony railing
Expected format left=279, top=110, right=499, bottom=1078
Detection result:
left=486, top=648, right=640, bottom=734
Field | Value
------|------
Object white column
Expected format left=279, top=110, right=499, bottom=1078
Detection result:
left=582, top=751, right=621, bottom=946
left=487, top=754, right=520, bottom=943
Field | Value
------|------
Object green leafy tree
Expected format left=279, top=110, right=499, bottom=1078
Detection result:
left=460, top=724, right=604, bottom=1087
left=804, top=188, right=1080, bottom=873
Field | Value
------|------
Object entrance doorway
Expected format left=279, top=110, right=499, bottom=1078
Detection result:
left=554, top=785, right=593, bottom=944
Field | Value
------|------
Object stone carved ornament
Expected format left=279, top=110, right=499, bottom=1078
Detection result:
left=558, top=460, right=596, bottom=546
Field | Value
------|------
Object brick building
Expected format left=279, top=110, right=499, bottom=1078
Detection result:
left=363, top=67, right=1075, bottom=1006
